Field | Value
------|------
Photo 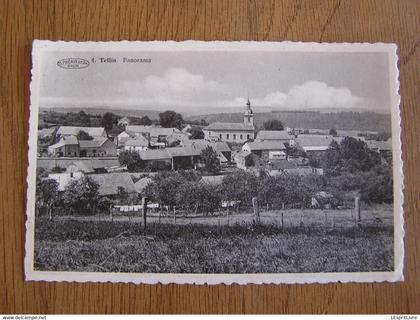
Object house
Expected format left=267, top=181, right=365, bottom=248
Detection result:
left=117, top=116, right=130, bottom=128
left=47, top=172, right=84, bottom=191
left=90, top=173, right=137, bottom=197
left=134, top=177, right=153, bottom=195
left=166, top=146, right=202, bottom=170
left=125, top=125, right=180, bottom=145
left=182, top=124, right=192, bottom=133
left=48, top=136, right=79, bottom=157
left=255, top=130, right=293, bottom=146
left=79, top=137, right=117, bottom=157
left=38, top=126, right=58, bottom=156
left=117, top=130, right=136, bottom=147
left=138, top=149, right=172, bottom=170
left=234, top=150, right=260, bottom=170
left=182, top=140, right=232, bottom=163
left=295, top=134, right=334, bottom=153
left=200, top=175, right=225, bottom=185
left=124, top=136, right=149, bottom=152
left=165, top=131, right=190, bottom=146
left=242, top=140, right=287, bottom=162
left=66, top=161, right=94, bottom=174
left=37, top=157, right=120, bottom=172
left=203, top=99, right=256, bottom=143
left=56, top=126, right=107, bottom=138
left=38, top=126, right=57, bottom=140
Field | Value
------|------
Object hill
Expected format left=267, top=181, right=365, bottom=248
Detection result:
left=40, top=106, right=161, bottom=120
left=187, top=111, right=391, bottom=133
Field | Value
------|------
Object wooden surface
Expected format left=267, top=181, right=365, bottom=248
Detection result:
left=1, top=0, right=419, bottom=314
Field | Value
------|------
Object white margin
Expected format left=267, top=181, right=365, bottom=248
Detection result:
left=25, top=40, right=404, bottom=285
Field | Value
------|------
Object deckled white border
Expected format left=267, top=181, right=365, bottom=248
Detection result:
left=25, top=40, right=404, bottom=284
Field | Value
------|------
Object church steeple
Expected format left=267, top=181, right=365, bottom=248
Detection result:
left=244, top=98, right=254, bottom=127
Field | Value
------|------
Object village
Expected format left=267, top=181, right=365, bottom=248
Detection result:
left=35, top=99, right=393, bottom=220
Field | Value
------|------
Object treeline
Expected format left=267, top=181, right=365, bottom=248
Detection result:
left=40, top=109, right=208, bottom=130
left=187, top=111, right=391, bottom=133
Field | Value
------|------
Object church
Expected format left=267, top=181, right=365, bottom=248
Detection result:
left=203, top=99, right=256, bottom=143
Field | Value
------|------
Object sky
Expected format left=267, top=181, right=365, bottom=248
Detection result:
left=39, top=50, right=392, bottom=114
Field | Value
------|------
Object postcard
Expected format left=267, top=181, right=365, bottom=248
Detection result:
left=25, top=41, right=403, bottom=284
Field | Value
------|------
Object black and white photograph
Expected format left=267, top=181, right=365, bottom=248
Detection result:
left=25, top=41, right=403, bottom=284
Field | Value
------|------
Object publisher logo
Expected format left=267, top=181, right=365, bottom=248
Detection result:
left=57, top=58, right=90, bottom=69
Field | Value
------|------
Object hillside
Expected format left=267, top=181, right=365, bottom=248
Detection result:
left=40, top=107, right=161, bottom=120
left=187, top=111, right=391, bottom=133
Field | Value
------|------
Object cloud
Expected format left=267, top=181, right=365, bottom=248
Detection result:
left=143, top=68, right=224, bottom=96
left=41, top=76, right=364, bottom=113
left=220, top=81, right=362, bottom=109
left=285, top=81, right=361, bottom=108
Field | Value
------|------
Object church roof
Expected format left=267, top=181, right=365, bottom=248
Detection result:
left=204, top=122, right=255, bottom=131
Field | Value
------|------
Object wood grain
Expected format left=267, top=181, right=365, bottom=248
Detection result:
left=1, top=0, right=419, bottom=314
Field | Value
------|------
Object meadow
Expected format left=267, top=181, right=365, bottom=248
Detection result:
left=34, top=215, right=394, bottom=274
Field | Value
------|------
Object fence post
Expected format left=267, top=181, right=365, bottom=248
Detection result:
left=252, top=196, right=260, bottom=223
left=355, top=196, right=361, bottom=223
left=109, top=204, right=113, bottom=222
left=142, top=197, right=147, bottom=231
left=173, top=206, right=176, bottom=224
left=281, top=212, right=284, bottom=229
left=158, top=206, right=162, bottom=223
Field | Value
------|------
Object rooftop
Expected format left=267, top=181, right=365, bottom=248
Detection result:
left=244, top=140, right=286, bottom=151
left=125, top=125, right=179, bottom=137
left=166, top=146, right=201, bottom=157
left=138, top=149, right=171, bottom=161
left=48, top=136, right=78, bottom=149
left=57, top=126, right=105, bottom=137
left=79, top=137, right=109, bottom=148
left=134, top=177, right=153, bottom=194
left=182, top=140, right=231, bottom=153
left=256, top=130, right=292, bottom=141
left=295, top=134, right=334, bottom=147
left=204, top=122, right=255, bottom=131
left=66, top=161, right=94, bottom=173
left=90, top=173, right=137, bottom=196
left=125, top=136, right=149, bottom=147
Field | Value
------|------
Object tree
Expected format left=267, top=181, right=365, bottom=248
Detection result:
left=139, top=116, right=153, bottom=126
left=189, top=126, right=204, bottom=139
left=200, top=146, right=220, bottom=174
left=77, top=130, right=94, bottom=140
left=263, top=119, right=284, bottom=131
left=117, top=186, right=129, bottom=204
left=101, top=112, right=117, bottom=132
left=329, top=128, right=337, bottom=136
left=62, top=176, right=100, bottom=214
left=159, top=110, right=184, bottom=129
left=322, top=137, right=381, bottom=175
left=144, top=172, right=186, bottom=208
left=221, top=171, right=259, bottom=208
left=36, top=179, right=59, bottom=218
left=118, top=150, right=143, bottom=172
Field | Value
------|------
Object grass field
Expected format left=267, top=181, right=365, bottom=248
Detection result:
left=34, top=216, right=394, bottom=273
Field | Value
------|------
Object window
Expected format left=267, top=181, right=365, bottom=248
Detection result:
left=233, top=134, right=236, bottom=140
left=240, top=134, right=243, bottom=140
left=247, top=134, right=250, bottom=140
left=248, top=117, right=250, bottom=122
left=219, top=134, right=222, bottom=139
left=226, top=134, right=230, bottom=140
